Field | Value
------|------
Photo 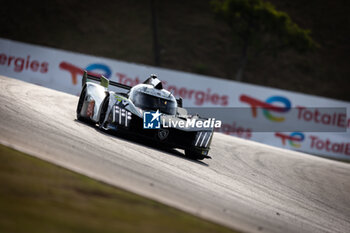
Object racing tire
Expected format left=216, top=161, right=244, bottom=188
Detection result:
left=185, top=149, right=206, bottom=160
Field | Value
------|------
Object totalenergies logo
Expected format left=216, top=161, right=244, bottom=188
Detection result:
left=59, top=61, right=112, bottom=84
left=59, top=61, right=229, bottom=106
left=275, top=132, right=305, bottom=148
left=240, top=95, right=291, bottom=122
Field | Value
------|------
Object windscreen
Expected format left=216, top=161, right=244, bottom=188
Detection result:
left=132, top=91, right=176, bottom=115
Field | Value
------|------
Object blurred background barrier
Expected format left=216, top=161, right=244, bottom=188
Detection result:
left=1, top=38, right=349, bottom=160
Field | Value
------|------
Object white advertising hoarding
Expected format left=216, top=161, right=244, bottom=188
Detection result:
left=1, top=38, right=349, bottom=160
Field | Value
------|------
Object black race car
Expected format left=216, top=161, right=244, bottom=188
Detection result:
left=76, top=71, right=215, bottom=160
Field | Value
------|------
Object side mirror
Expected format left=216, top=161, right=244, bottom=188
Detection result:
left=176, top=98, right=183, bottom=107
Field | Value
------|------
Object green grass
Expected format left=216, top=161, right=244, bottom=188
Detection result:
left=0, top=144, right=239, bottom=233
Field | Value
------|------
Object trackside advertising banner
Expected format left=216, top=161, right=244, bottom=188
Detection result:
left=1, top=38, right=349, bottom=160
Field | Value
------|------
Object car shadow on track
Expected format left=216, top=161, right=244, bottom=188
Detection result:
left=74, top=119, right=209, bottom=167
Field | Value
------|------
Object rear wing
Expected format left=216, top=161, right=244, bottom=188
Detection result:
left=82, top=70, right=183, bottom=106
left=82, top=70, right=131, bottom=90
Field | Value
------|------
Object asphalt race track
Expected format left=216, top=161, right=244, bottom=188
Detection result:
left=1, top=76, right=349, bottom=233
